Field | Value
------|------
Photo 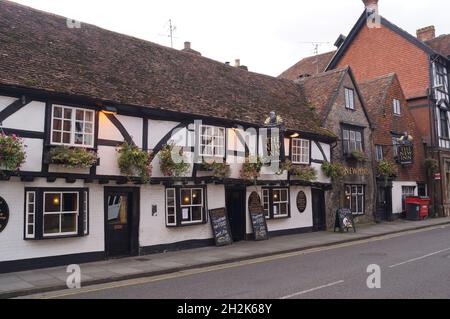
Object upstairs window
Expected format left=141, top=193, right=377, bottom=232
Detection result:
left=291, top=139, right=310, bottom=165
left=199, top=125, right=225, bottom=158
left=51, top=105, right=95, bottom=148
left=345, top=88, right=355, bottom=110
left=393, top=99, right=401, bottom=116
left=342, top=128, right=363, bottom=154
left=440, top=109, right=450, bottom=139
left=392, top=137, right=400, bottom=158
left=375, top=145, right=384, bottom=162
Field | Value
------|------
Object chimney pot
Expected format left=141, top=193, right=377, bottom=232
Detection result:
left=417, top=26, right=436, bottom=42
left=235, top=59, right=241, bottom=68
left=184, top=41, right=191, bottom=50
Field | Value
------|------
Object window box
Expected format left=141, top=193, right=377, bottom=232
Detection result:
left=262, top=188, right=290, bottom=219
left=165, top=186, right=208, bottom=227
left=46, top=146, right=99, bottom=168
left=197, top=161, right=230, bottom=178
left=24, top=188, right=89, bottom=240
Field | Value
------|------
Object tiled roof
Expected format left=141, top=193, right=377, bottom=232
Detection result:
left=0, top=0, right=334, bottom=139
left=278, top=51, right=336, bottom=81
left=295, top=68, right=348, bottom=123
left=426, top=34, right=450, bottom=58
left=358, top=74, right=396, bottom=122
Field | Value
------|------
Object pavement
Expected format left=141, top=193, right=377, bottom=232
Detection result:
left=2, top=216, right=450, bottom=299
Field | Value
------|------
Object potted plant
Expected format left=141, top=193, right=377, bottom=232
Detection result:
left=199, top=160, right=230, bottom=179
left=158, top=143, right=190, bottom=177
left=0, top=133, right=26, bottom=171
left=50, top=146, right=98, bottom=169
left=348, top=149, right=367, bottom=162
left=321, top=161, right=344, bottom=180
left=240, top=156, right=263, bottom=181
left=117, top=142, right=152, bottom=182
left=377, top=159, right=398, bottom=186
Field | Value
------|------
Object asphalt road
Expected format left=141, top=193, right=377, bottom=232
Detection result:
left=27, top=225, right=450, bottom=299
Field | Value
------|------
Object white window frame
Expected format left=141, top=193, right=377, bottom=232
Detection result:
left=166, top=188, right=177, bottom=226
left=180, top=188, right=204, bottom=225
left=262, top=188, right=289, bottom=219
left=402, top=186, right=416, bottom=211
left=43, top=192, right=79, bottom=237
left=25, top=191, right=36, bottom=239
left=393, top=99, right=401, bottom=116
left=199, top=125, right=225, bottom=158
left=83, top=191, right=88, bottom=235
left=375, top=145, right=384, bottom=162
left=345, top=185, right=365, bottom=215
left=291, top=138, right=310, bottom=165
left=345, top=88, right=355, bottom=110
left=343, top=129, right=363, bottom=154
left=51, top=105, right=95, bottom=148
left=262, top=188, right=270, bottom=219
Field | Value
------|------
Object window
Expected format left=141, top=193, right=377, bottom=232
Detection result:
left=25, top=191, right=36, bottom=239
left=418, top=183, right=428, bottom=197
left=200, top=125, right=225, bottom=157
left=165, top=187, right=207, bottom=227
left=345, top=185, right=365, bottom=215
left=375, top=145, right=384, bottom=162
left=51, top=105, right=95, bottom=148
left=292, top=139, right=310, bottom=164
left=43, top=192, right=78, bottom=237
left=440, top=109, right=450, bottom=139
left=24, top=189, right=88, bottom=240
left=345, top=88, right=355, bottom=110
left=262, top=188, right=290, bottom=219
left=342, top=128, right=363, bottom=154
left=402, top=186, right=416, bottom=211
left=393, top=99, right=401, bottom=116
left=392, top=137, right=400, bottom=158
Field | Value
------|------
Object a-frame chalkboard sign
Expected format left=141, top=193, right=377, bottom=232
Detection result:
left=248, top=192, right=269, bottom=241
left=334, top=208, right=357, bottom=233
left=209, top=208, right=233, bottom=247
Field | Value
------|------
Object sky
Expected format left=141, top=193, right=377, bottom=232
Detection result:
left=10, top=0, right=450, bottom=77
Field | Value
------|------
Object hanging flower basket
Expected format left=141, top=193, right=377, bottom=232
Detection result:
left=282, top=160, right=317, bottom=181
left=377, top=159, right=398, bottom=186
left=199, top=160, right=230, bottom=178
left=321, top=161, right=345, bottom=180
left=0, top=133, right=26, bottom=171
left=240, top=156, right=263, bottom=181
left=158, top=143, right=190, bottom=177
left=50, top=146, right=98, bottom=169
left=117, top=142, right=152, bottom=182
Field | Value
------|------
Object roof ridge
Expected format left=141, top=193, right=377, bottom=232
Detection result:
left=360, top=73, right=397, bottom=84
left=296, top=67, right=348, bottom=82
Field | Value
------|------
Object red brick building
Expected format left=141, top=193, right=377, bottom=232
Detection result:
left=359, top=73, right=427, bottom=219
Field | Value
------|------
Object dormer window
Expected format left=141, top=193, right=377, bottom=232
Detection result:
left=345, top=88, right=355, bottom=110
left=51, top=105, right=95, bottom=148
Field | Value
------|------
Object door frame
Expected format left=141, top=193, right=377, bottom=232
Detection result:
left=225, top=185, right=247, bottom=242
left=376, top=180, right=393, bottom=221
left=312, top=188, right=326, bottom=232
left=104, top=187, right=140, bottom=258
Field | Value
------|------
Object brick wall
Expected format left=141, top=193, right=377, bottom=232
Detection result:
left=337, top=24, right=430, bottom=100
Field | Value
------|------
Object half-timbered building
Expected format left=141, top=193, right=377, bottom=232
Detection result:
left=0, top=1, right=335, bottom=272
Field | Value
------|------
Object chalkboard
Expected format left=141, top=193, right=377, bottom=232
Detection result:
left=248, top=192, right=269, bottom=241
left=334, top=208, right=356, bottom=233
left=209, top=208, right=233, bottom=247
left=0, top=197, right=9, bottom=233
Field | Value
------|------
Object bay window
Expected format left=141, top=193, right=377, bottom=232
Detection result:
left=51, top=105, right=95, bottom=148
left=24, top=188, right=89, bottom=240
left=261, top=188, right=290, bottom=219
left=165, top=186, right=207, bottom=227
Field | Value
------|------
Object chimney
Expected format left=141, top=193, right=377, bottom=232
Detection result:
left=362, top=0, right=379, bottom=9
left=234, top=59, right=241, bottom=68
left=181, top=41, right=202, bottom=56
left=417, top=26, right=436, bottom=42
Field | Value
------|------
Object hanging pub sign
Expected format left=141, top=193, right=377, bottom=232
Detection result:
left=248, top=192, right=269, bottom=241
left=397, top=143, right=414, bottom=165
left=209, top=208, right=233, bottom=247
left=0, top=197, right=9, bottom=233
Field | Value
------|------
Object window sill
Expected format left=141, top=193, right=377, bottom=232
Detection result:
left=270, top=215, right=290, bottom=220
left=167, top=221, right=207, bottom=228
left=26, top=234, right=85, bottom=241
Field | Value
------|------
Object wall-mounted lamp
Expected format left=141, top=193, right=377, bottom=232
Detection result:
left=290, top=133, right=300, bottom=138
left=102, top=106, right=118, bottom=115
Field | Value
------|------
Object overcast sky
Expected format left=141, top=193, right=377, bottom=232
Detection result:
left=11, top=0, right=450, bottom=76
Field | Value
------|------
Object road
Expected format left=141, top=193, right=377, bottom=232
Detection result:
left=24, top=225, right=450, bottom=299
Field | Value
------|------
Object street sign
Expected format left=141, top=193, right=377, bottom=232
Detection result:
left=434, top=173, right=441, bottom=180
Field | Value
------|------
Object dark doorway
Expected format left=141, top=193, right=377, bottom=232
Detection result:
left=376, top=184, right=393, bottom=221
left=104, top=188, right=140, bottom=258
left=312, top=188, right=326, bottom=231
left=225, top=186, right=246, bottom=242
